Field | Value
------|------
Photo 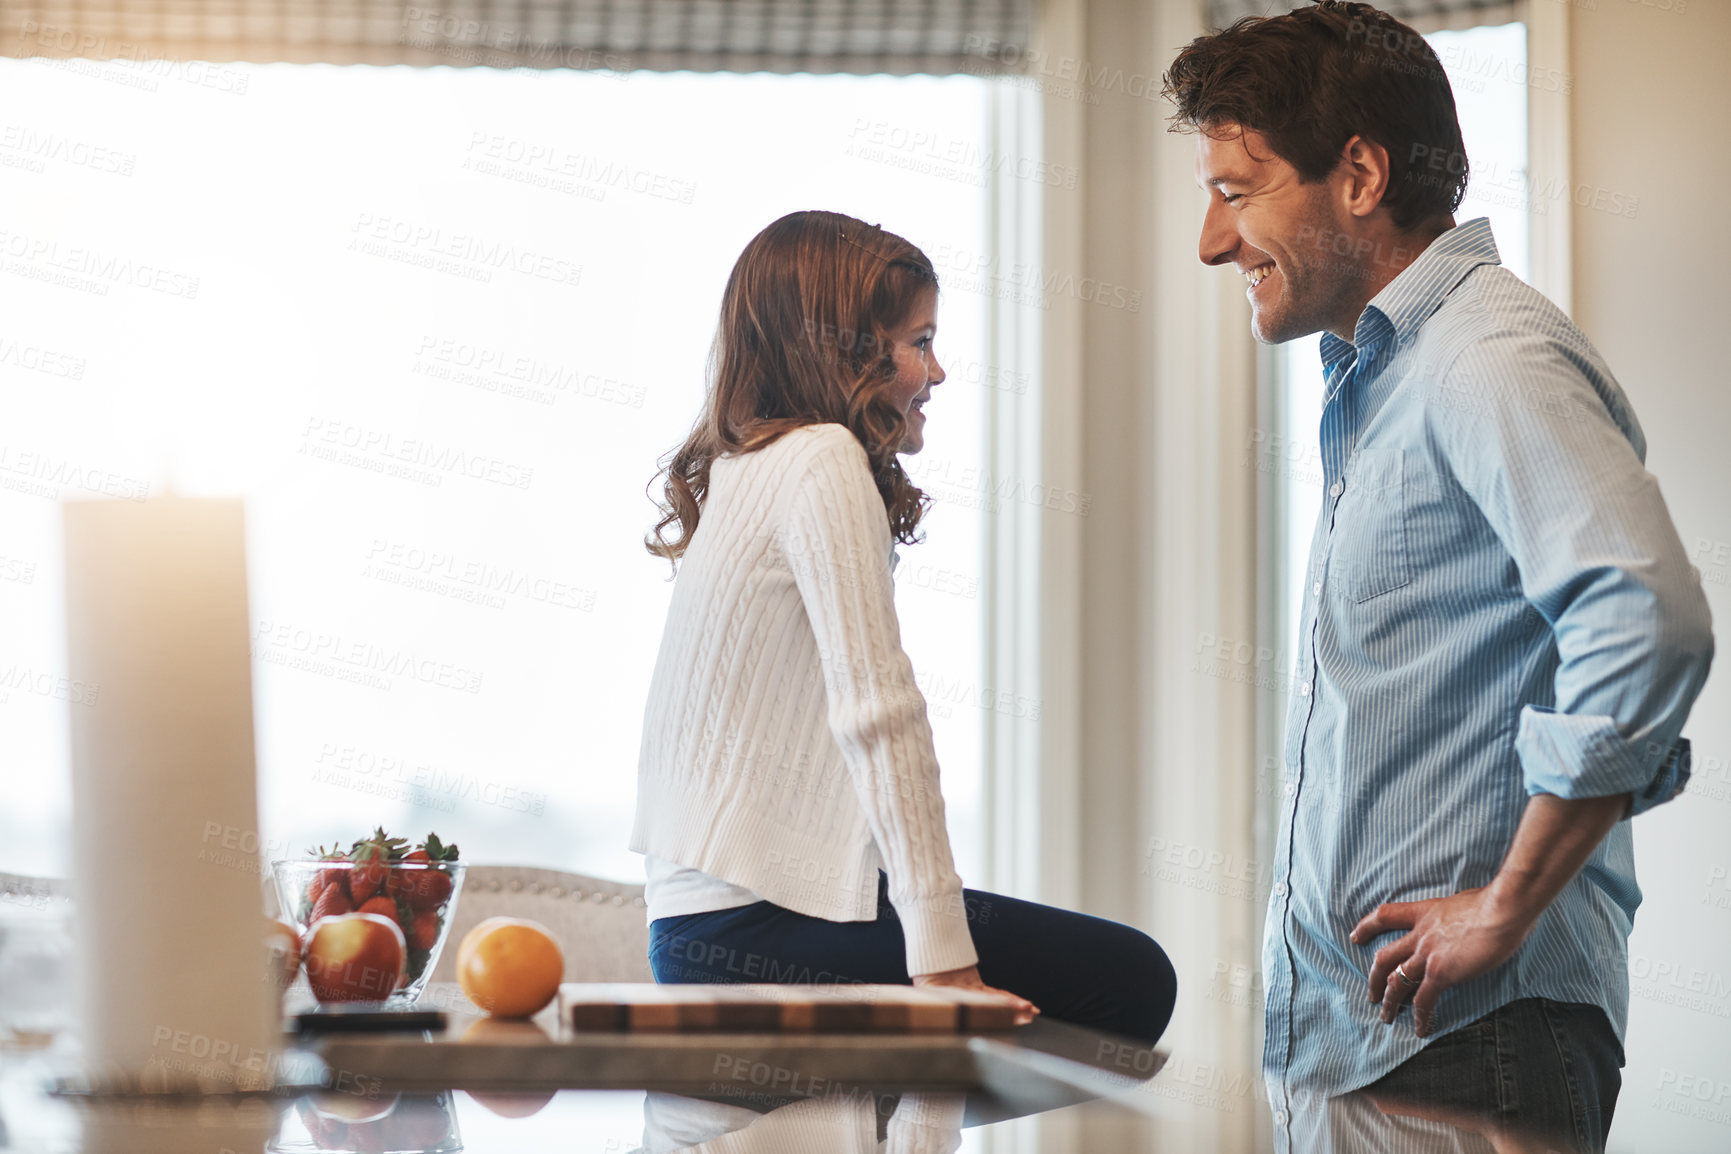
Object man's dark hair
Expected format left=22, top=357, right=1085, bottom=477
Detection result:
left=1162, top=1, right=1467, bottom=232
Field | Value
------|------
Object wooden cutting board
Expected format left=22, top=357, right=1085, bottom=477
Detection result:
left=560, top=983, right=1020, bottom=1033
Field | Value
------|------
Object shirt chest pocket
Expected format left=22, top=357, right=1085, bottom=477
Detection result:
left=1329, top=448, right=1410, bottom=603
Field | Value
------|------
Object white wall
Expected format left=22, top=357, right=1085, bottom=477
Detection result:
left=1568, top=3, right=1731, bottom=1150
left=1033, top=0, right=1263, bottom=1148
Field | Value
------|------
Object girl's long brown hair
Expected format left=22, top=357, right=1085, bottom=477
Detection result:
left=647, top=210, right=938, bottom=567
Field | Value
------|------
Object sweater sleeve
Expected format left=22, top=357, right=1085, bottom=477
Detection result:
left=779, top=426, right=978, bottom=977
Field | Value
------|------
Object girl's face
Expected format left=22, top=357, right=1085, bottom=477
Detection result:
left=884, top=287, right=944, bottom=454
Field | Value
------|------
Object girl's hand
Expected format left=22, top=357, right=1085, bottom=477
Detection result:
left=911, top=965, right=1039, bottom=1025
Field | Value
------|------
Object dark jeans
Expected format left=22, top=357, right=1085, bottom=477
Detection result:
left=647, top=874, right=1177, bottom=1045
left=1362, top=997, right=1623, bottom=1154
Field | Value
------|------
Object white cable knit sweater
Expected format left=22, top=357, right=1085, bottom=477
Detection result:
left=630, top=422, right=978, bottom=977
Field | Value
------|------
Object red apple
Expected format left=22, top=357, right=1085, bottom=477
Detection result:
left=265, top=917, right=302, bottom=992
left=304, top=913, right=406, bottom=1003
left=296, top=1098, right=349, bottom=1149
left=310, top=1089, right=399, bottom=1125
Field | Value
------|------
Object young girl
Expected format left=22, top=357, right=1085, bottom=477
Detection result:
left=631, top=211, right=1175, bottom=1044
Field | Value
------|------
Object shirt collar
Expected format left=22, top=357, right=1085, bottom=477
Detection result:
left=1318, top=217, right=1502, bottom=370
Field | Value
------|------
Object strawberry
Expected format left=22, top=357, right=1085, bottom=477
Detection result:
left=387, top=850, right=429, bottom=902
left=417, top=871, right=453, bottom=910
left=385, top=851, right=418, bottom=900
left=318, top=868, right=351, bottom=904
left=308, top=883, right=353, bottom=923
left=305, top=842, right=351, bottom=908
left=420, top=833, right=459, bottom=864
left=346, top=827, right=407, bottom=904
left=348, top=849, right=386, bottom=905
left=393, top=851, right=456, bottom=911
left=408, top=909, right=439, bottom=951
left=390, top=833, right=460, bottom=910
left=356, top=896, right=398, bottom=920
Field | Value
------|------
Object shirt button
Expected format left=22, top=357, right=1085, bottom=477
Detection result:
left=1284, top=782, right=1295, bottom=796
left=1312, top=581, right=1323, bottom=596
left=1329, top=480, right=1344, bottom=498
left=1298, top=681, right=1311, bottom=696
left=1274, top=1111, right=1288, bottom=1125
left=1273, top=882, right=1288, bottom=896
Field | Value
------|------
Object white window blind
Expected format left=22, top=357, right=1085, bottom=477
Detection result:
left=2, top=0, right=1033, bottom=73
left=1205, top=0, right=1519, bottom=34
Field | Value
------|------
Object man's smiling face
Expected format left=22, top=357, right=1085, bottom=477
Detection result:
left=1195, top=124, right=1358, bottom=345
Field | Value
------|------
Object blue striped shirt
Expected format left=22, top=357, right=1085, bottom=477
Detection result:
left=1263, top=218, right=1715, bottom=1121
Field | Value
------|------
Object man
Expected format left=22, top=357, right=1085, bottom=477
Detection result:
left=1163, top=3, right=1713, bottom=1151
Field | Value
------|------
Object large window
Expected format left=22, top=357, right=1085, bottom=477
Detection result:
left=0, top=62, right=1007, bottom=884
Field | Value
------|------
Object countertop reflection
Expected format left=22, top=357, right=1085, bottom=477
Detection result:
left=2, top=1069, right=1581, bottom=1154
left=3, top=1007, right=1585, bottom=1153
left=645, top=1090, right=965, bottom=1153
left=1, top=1047, right=1143, bottom=1153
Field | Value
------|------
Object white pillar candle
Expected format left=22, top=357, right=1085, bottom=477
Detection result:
left=63, top=497, right=279, bottom=1091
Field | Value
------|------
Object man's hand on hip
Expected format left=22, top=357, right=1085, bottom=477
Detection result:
left=1351, top=888, right=1532, bottom=1037
left=1348, top=791, right=1631, bottom=1039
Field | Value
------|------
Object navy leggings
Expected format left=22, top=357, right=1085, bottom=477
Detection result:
left=647, top=875, right=1177, bottom=1045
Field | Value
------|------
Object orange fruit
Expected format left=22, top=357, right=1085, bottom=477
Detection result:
left=457, top=1025, right=556, bottom=1122
left=456, top=917, right=564, bottom=1019
left=463, top=1088, right=556, bottom=1120
left=459, top=1017, right=551, bottom=1045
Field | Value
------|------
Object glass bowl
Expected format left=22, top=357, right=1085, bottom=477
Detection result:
left=272, top=859, right=467, bottom=1008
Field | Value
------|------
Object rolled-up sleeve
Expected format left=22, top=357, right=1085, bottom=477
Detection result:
left=1438, top=333, right=1715, bottom=817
